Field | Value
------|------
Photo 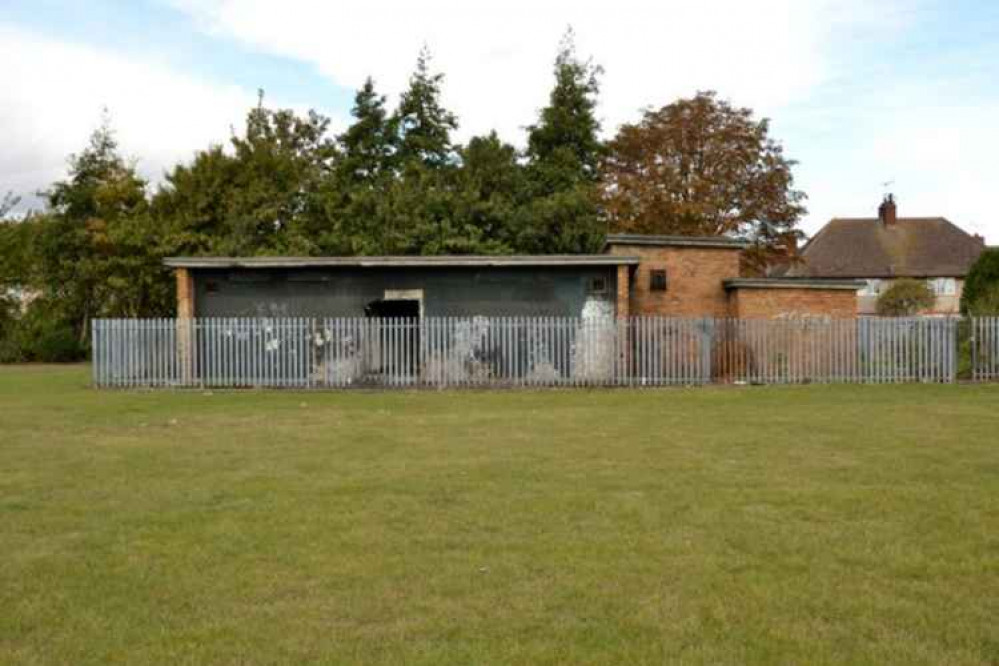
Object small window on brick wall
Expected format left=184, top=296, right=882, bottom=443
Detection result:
left=649, top=269, right=668, bottom=292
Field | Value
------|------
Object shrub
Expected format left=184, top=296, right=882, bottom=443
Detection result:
left=28, top=320, right=85, bottom=362
left=0, top=294, right=23, bottom=362
left=0, top=299, right=87, bottom=363
left=961, top=248, right=999, bottom=315
left=876, top=279, right=935, bottom=317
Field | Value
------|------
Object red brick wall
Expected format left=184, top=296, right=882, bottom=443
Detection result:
left=607, top=244, right=741, bottom=317
left=728, top=288, right=857, bottom=319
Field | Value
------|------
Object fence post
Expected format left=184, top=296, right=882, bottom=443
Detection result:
left=91, top=319, right=99, bottom=387
left=618, top=317, right=630, bottom=386
left=309, top=317, right=317, bottom=389
left=701, top=317, right=714, bottom=384
left=949, top=318, right=957, bottom=384
left=969, top=317, right=977, bottom=382
left=176, top=318, right=193, bottom=387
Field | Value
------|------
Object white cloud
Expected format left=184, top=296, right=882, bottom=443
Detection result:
left=166, top=0, right=890, bottom=140
left=0, top=24, right=263, bottom=212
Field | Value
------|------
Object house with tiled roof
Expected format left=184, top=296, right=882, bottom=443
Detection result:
left=784, top=195, right=986, bottom=315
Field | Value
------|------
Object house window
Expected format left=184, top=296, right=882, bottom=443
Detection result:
left=649, top=269, right=668, bottom=292
left=860, top=279, right=882, bottom=296
left=588, top=277, right=608, bottom=295
left=928, top=278, right=956, bottom=296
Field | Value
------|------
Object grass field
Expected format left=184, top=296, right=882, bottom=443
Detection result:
left=2, top=365, right=998, bottom=665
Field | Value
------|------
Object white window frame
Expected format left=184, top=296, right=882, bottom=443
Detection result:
left=860, top=279, right=882, bottom=297
left=928, top=278, right=956, bottom=296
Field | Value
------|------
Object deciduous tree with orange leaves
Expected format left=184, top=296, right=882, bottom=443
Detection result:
left=602, top=91, right=806, bottom=275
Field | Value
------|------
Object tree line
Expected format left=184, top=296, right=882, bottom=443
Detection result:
left=0, top=34, right=807, bottom=361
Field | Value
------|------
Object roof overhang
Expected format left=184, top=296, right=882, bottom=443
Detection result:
left=164, top=255, right=642, bottom=269
left=724, top=278, right=866, bottom=291
left=604, top=233, right=750, bottom=250
left=787, top=270, right=967, bottom=279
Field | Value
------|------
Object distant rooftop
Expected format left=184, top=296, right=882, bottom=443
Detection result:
left=604, top=234, right=749, bottom=250
left=786, top=217, right=985, bottom=279
left=164, top=255, right=641, bottom=269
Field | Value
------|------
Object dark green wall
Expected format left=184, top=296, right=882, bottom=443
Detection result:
left=192, top=266, right=620, bottom=318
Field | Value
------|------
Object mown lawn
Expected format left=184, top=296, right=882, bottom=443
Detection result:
left=1, top=365, right=998, bottom=665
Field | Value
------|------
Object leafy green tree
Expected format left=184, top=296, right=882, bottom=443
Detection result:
left=960, top=249, right=999, bottom=316
left=340, top=78, right=396, bottom=184
left=376, top=166, right=461, bottom=254
left=393, top=48, right=458, bottom=170
left=154, top=93, right=338, bottom=257
left=876, top=279, right=936, bottom=316
left=322, top=78, right=398, bottom=255
left=151, top=146, right=240, bottom=255
left=34, top=117, right=169, bottom=344
left=450, top=132, right=526, bottom=254
left=0, top=193, right=27, bottom=291
left=520, top=30, right=605, bottom=254
left=377, top=50, right=468, bottom=255
left=382, top=135, right=523, bottom=256
left=231, top=95, right=339, bottom=254
left=0, top=194, right=27, bottom=345
left=526, top=31, right=604, bottom=185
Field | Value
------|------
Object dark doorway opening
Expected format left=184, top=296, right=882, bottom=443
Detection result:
left=365, top=299, right=421, bottom=380
left=365, top=299, right=420, bottom=319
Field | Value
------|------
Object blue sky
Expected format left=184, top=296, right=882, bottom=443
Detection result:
left=2, top=0, right=997, bottom=241
left=1, top=0, right=354, bottom=109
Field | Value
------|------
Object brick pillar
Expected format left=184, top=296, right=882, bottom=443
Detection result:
left=616, top=265, right=630, bottom=319
left=176, top=268, right=195, bottom=384
left=616, top=265, right=632, bottom=379
left=176, top=268, right=195, bottom=318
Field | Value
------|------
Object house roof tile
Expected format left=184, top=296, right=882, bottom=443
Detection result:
left=785, top=217, right=984, bottom=278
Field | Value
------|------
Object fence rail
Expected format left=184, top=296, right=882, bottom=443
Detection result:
left=92, top=316, right=998, bottom=389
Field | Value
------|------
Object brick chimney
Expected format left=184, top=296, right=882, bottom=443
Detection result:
left=878, top=194, right=897, bottom=226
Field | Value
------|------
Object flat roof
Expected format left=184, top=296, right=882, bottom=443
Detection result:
left=724, top=278, right=866, bottom=291
left=604, top=233, right=750, bottom=250
left=164, top=255, right=641, bottom=269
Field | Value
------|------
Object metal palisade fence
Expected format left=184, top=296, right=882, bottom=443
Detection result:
left=91, top=316, right=997, bottom=389
left=971, top=316, right=999, bottom=381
